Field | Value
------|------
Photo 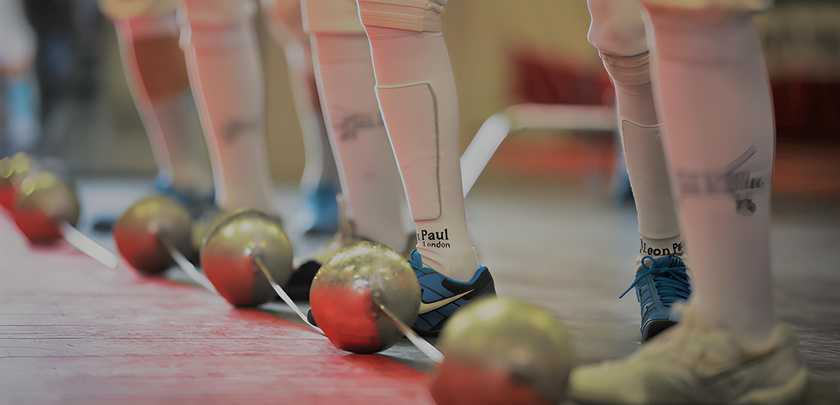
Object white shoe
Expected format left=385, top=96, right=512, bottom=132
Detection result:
left=570, top=305, right=809, bottom=405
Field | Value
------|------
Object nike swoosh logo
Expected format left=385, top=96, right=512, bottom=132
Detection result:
left=418, top=290, right=474, bottom=314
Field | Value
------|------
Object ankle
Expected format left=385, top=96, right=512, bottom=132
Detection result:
left=637, top=234, right=685, bottom=267
left=417, top=246, right=479, bottom=282
left=168, top=168, right=214, bottom=196
left=356, top=225, right=410, bottom=255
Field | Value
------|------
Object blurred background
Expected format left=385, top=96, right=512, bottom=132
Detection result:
left=1, top=0, right=838, bottom=200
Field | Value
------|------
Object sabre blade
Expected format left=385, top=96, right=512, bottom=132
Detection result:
left=460, top=113, right=511, bottom=197
left=255, top=257, right=324, bottom=335
left=160, top=237, right=218, bottom=294
left=60, top=222, right=118, bottom=268
left=375, top=302, right=445, bottom=363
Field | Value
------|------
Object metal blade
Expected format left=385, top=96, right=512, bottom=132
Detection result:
left=160, top=237, right=218, bottom=294
left=375, top=301, right=444, bottom=363
left=60, top=222, right=118, bottom=268
left=460, top=113, right=511, bottom=197
left=460, top=104, right=617, bottom=197
left=255, top=257, right=323, bottom=335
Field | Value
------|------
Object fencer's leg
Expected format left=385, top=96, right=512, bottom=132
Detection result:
left=644, top=0, right=777, bottom=342
left=262, top=0, right=340, bottom=234
left=111, top=11, right=214, bottom=195
left=358, top=0, right=479, bottom=281
left=588, top=0, right=688, bottom=341
left=571, top=2, right=808, bottom=403
left=357, top=0, right=495, bottom=338
left=304, top=0, right=409, bottom=251
left=0, top=0, right=40, bottom=155
left=180, top=0, right=274, bottom=213
left=589, top=0, right=683, bottom=263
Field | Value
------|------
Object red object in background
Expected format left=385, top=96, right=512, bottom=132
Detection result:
left=512, top=48, right=840, bottom=142
left=502, top=48, right=840, bottom=198
left=511, top=49, right=614, bottom=107
left=496, top=49, right=617, bottom=183
left=772, top=81, right=840, bottom=142
left=0, top=186, right=17, bottom=210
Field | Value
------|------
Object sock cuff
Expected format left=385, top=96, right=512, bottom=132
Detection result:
left=600, top=51, right=651, bottom=86
left=639, top=235, right=685, bottom=258
left=358, top=0, right=447, bottom=33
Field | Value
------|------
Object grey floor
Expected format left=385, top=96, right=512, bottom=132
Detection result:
left=75, top=177, right=840, bottom=398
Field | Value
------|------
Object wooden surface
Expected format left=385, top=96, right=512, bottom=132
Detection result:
left=0, top=210, right=431, bottom=404
left=2, top=179, right=839, bottom=403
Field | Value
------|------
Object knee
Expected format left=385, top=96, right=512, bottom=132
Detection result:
left=640, top=0, right=769, bottom=62
left=587, top=0, right=648, bottom=56
left=179, top=0, right=258, bottom=49
left=357, top=0, right=448, bottom=33
left=600, top=51, right=651, bottom=86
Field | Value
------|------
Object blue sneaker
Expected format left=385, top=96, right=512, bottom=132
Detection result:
left=620, top=255, right=691, bottom=341
left=305, top=249, right=495, bottom=334
left=152, top=177, right=216, bottom=219
left=295, top=183, right=339, bottom=235
left=410, top=250, right=496, bottom=337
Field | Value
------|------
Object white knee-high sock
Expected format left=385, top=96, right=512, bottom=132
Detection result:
left=588, top=0, right=683, bottom=265
left=645, top=5, right=775, bottom=341
left=310, top=33, right=408, bottom=250
left=180, top=13, right=274, bottom=213
left=600, top=51, right=684, bottom=264
left=365, top=27, right=478, bottom=281
left=115, top=15, right=213, bottom=194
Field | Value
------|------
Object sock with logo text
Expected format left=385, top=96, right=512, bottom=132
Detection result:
left=364, top=26, right=479, bottom=281
left=589, top=0, right=685, bottom=267
left=645, top=4, right=776, bottom=342
left=600, top=51, right=685, bottom=267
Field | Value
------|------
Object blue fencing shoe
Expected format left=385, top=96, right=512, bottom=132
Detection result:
left=410, top=250, right=496, bottom=337
left=620, top=255, right=691, bottom=341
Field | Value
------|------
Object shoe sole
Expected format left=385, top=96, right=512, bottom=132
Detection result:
left=734, top=368, right=809, bottom=404
left=573, top=365, right=809, bottom=405
left=642, top=319, right=676, bottom=341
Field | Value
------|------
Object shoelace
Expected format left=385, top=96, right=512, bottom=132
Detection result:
left=620, top=255, right=691, bottom=307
